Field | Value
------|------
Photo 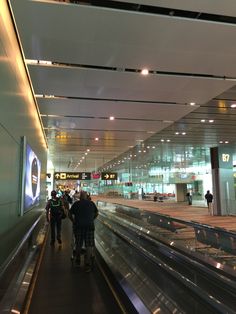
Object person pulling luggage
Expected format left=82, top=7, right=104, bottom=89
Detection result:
left=68, top=191, right=98, bottom=272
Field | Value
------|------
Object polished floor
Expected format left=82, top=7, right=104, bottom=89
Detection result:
left=94, top=196, right=236, bottom=232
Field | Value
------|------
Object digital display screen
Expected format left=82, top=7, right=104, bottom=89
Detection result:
left=24, top=144, right=41, bottom=212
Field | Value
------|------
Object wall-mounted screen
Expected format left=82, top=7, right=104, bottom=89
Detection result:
left=23, top=143, right=41, bottom=212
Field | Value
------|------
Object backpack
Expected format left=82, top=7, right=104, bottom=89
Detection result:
left=50, top=198, right=66, bottom=219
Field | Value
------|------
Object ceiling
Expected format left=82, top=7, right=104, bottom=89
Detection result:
left=9, top=0, right=236, bottom=173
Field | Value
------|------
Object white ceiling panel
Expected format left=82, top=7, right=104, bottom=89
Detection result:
left=113, top=0, right=236, bottom=16
left=38, top=98, right=193, bottom=119
left=12, top=1, right=236, bottom=76
left=8, top=0, right=236, bottom=172
left=30, top=65, right=234, bottom=104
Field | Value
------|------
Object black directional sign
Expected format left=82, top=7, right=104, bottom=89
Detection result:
left=101, top=172, right=118, bottom=180
left=54, top=172, right=91, bottom=180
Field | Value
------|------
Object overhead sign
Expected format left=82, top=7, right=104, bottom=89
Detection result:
left=101, top=172, right=118, bottom=180
left=92, top=172, right=101, bottom=179
left=54, top=172, right=91, bottom=180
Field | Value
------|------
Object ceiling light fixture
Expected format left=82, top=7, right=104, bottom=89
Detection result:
left=209, top=120, right=214, bottom=123
left=230, top=104, right=236, bottom=108
left=190, top=102, right=195, bottom=106
left=201, top=119, right=205, bottom=122
left=109, top=116, right=115, bottom=120
left=141, top=68, right=149, bottom=75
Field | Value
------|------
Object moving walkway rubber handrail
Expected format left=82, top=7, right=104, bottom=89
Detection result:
left=0, top=215, right=42, bottom=278
left=98, top=213, right=236, bottom=314
left=97, top=200, right=236, bottom=237
left=99, top=211, right=236, bottom=289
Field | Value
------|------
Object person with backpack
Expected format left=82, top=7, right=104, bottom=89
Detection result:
left=46, top=190, right=65, bottom=246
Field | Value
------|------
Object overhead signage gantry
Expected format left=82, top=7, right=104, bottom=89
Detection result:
left=54, top=172, right=91, bottom=180
left=101, top=172, right=118, bottom=180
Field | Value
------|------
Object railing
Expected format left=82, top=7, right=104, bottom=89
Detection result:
left=96, top=205, right=236, bottom=313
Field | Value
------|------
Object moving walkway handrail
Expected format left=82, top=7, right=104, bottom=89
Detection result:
left=97, top=200, right=236, bottom=239
left=0, top=215, right=42, bottom=278
left=98, top=212, right=236, bottom=314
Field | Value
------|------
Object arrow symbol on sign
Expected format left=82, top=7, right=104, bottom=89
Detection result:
left=104, top=174, right=109, bottom=179
left=55, top=173, right=60, bottom=179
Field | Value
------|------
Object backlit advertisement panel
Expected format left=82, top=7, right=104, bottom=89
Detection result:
left=24, top=144, right=41, bottom=212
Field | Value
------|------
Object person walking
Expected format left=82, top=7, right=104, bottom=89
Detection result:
left=205, top=190, right=213, bottom=215
left=68, top=191, right=98, bottom=272
left=186, top=190, right=192, bottom=205
left=46, top=190, right=65, bottom=246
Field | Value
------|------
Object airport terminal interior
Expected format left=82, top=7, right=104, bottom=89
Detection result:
left=1, top=0, right=236, bottom=313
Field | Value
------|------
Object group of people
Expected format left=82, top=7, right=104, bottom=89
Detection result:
left=45, top=189, right=98, bottom=272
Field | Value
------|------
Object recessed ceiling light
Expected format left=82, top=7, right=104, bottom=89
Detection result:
left=201, top=119, right=205, bottom=122
left=161, top=139, right=164, bottom=142
left=209, top=120, right=214, bottom=123
left=231, top=104, right=236, bottom=108
left=190, top=102, right=195, bottom=106
left=109, top=116, right=115, bottom=120
left=95, top=137, right=99, bottom=141
left=182, top=132, right=186, bottom=135
left=141, top=68, right=149, bottom=75
left=225, top=141, right=229, bottom=144
left=175, top=132, right=179, bottom=135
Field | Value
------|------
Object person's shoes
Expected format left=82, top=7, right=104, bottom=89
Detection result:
left=50, top=240, right=55, bottom=246
left=58, top=239, right=62, bottom=244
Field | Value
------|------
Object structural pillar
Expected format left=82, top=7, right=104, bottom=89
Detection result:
left=210, top=147, right=236, bottom=215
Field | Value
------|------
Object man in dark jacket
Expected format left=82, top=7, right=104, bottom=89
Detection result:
left=46, top=190, right=65, bottom=245
left=68, top=191, right=98, bottom=272
left=205, top=190, right=213, bottom=215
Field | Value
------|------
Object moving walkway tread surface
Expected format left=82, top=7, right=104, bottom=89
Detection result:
left=27, top=219, right=122, bottom=314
